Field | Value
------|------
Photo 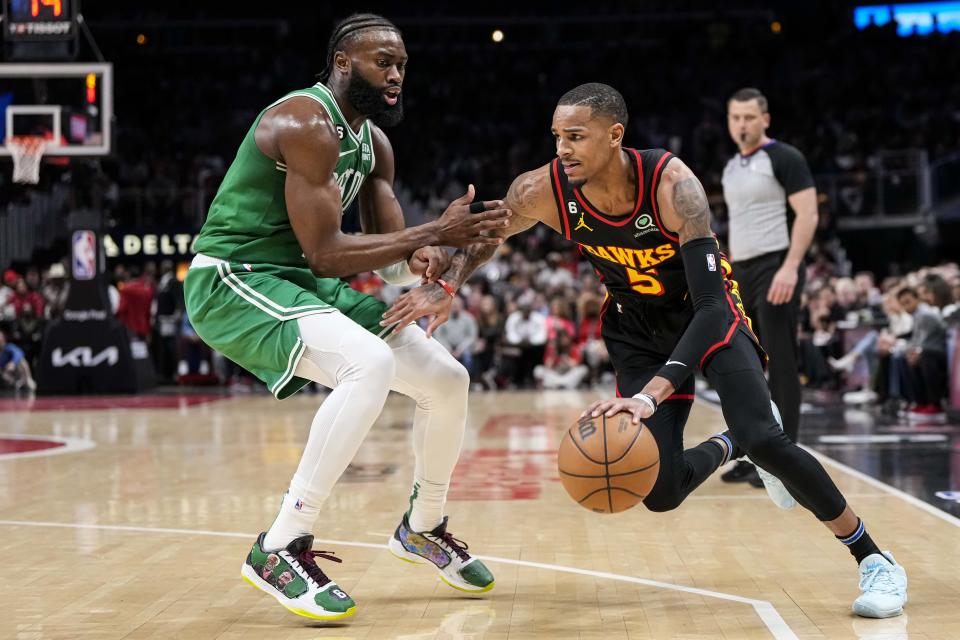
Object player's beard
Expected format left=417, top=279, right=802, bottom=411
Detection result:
left=347, top=72, right=404, bottom=128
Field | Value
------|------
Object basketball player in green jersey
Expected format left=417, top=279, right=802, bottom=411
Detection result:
left=185, top=14, right=509, bottom=621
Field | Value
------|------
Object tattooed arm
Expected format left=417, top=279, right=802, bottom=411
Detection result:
left=380, top=165, right=558, bottom=336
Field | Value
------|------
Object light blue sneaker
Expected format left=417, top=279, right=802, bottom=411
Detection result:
left=749, top=401, right=797, bottom=509
left=853, top=551, right=908, bottom=618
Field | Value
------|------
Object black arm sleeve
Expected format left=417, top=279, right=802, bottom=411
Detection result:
left=768, top=142, right=815, bottom=196
left=655, top=237, right=734, bottom=390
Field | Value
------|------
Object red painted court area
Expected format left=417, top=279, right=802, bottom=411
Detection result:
left=0, top=438, right=65, bottom=455
left=449, top=413, right=568, bottom=501
left=0, top=394, right=227, bottom=412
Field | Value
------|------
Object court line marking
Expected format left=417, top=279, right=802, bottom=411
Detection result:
left=696, top=397, right=960, bottom=529
left=0, top=518, right=798, bottom=640
left=0, top=434, right=96, bottom=461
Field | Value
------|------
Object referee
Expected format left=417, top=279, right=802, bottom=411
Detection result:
left=720, top=88, right=818, bottom=486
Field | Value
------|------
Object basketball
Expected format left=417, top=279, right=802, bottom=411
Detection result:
left=557, top=411, right=660, bottom=514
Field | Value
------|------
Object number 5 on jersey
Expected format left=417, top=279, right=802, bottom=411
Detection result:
left=626, top=267, right=665, bottom=296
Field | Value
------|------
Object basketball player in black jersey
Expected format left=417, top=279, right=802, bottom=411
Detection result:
left=382, top=83, right=907, bottom=618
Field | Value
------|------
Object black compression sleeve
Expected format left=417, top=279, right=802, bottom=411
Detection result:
left=656, top=237, right=732, bottom=389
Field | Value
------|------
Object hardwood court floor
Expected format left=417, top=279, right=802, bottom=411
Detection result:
left=0, top=390, right=957, bottom=639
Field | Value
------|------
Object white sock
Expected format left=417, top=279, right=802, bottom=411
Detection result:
left=408, top=476, right=449, bottom=532
left=263, top=493, right=321, bottom=551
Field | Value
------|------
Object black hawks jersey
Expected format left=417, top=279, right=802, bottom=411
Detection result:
left=550, top=147, right=763, bottom=363
left=550, top=148, right=690, bottom=307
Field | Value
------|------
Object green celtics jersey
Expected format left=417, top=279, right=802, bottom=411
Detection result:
left=193, top=83, right=376, bottom=267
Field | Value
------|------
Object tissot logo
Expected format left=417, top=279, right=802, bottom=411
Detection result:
left=52, top=347, right=119, bottom=368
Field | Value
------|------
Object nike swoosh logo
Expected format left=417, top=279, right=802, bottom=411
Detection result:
left=339, top=149, right=356, bottom=157
left=665, top=360, right=687, bottom=367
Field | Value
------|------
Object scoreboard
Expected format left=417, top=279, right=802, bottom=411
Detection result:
left=3, top=0, right=77, bottom=41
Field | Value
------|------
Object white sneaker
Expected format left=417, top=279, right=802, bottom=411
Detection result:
left=750, top=401, right=797, bottom=510
left=829, top=354, right=857, bottom=373
left=853, top=552, right=908, bottom=618
left=843, top=389, right=878, bottom=405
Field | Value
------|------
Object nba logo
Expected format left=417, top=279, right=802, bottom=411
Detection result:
left=706, top=254, right=717, bottom=272
left=72, top=230, right=97, bottom=280
left=294, top=498, right=303, bottom=511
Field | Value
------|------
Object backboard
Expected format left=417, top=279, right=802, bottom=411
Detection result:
left=0, top=62, right=112, bottom=156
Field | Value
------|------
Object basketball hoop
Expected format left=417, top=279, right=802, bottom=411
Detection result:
left=7, top=136, right=47, bottom=184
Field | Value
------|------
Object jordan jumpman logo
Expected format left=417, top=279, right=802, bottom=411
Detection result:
left=574, top=213, right=593, bottom=232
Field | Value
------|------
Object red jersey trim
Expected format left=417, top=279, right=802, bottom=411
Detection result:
left=550, top=159, right=572, bottom=240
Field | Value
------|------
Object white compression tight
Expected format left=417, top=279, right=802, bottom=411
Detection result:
left=263, top=313, right=468, bottom=550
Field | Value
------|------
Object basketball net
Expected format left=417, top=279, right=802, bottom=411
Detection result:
left=7, top=136, right=47, bottom=184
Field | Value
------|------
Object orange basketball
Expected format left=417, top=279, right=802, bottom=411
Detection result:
left=557, top=411, right=660, bottom=514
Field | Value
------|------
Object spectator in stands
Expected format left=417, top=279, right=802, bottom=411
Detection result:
left=433, top=295, right=478, bottom=376
left=0, top=330, right=35, bottom=392
left=502, top=293, right=548, bottom=389
left=576, top=295, right=610, bottom=386
left=41, top=262, right=70, bottom=321
left=535, top=252, right=575, bottom=293
left=153, top=259, right=183, bottom=384
left=534, top=329, right=589, bottom=390
left=897, top=287, right=948, bottom=421
left=854, top=271, right=883, bottom=308
left=115, top=266, right=155, bottom=341
left=0, top=270, right=17, bottom=326
left=946, top=274, right=960, bottom=321
left=10, top=277, right=44, bottom=320
left=919, top=274, right=953, bottom=316
left=473, top=294, right=504, bottom=390
left=799, top=284, right=843, bottom=388
left=11, top=299, right=43, bottom=372
left=24, top=267, right=41, bottom=294
left=834, top=291, right=912, bottom=405
left=545, top=298, right=576, bottom=343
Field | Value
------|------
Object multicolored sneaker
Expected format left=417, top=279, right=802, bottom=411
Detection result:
left=388, top=515, right=495, bottom=593
left=240, top=533, right=356, bottom=620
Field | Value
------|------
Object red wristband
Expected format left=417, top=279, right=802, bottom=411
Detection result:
left=436, top=278, right=455, bottom=297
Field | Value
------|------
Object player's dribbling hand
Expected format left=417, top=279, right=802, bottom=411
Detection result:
left=580, top=398, right=654, bottom=424
left=436, top=184, right=512, bottom=248
left=380, top=283, right=453, bottom=338
left=407, top=246, right=450, bottom=282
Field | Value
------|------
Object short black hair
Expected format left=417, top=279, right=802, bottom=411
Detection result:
left=318, top=13, right=401, bottom=82
left=897, top=286, right=918, bottom=299
left=557, top=83, right=628, bottom=128
left=729, top=87, right=769, bottom=113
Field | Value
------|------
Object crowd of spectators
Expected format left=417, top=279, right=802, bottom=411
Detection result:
left=1, top=230, right=957, bottom=426
left=8, top=7, right=957, bottom=256
left=798, top=261, right=959, bottom=421
left=2, top=7, right=958, bottom=417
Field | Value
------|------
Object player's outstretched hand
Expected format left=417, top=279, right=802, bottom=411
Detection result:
left=380, top=282, right=454, bottom=338
left=435, top=184, right=511, bottom=248
left=408, top=246, right=450, bottom=282
left=580, top=398, right=653, bottom=424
